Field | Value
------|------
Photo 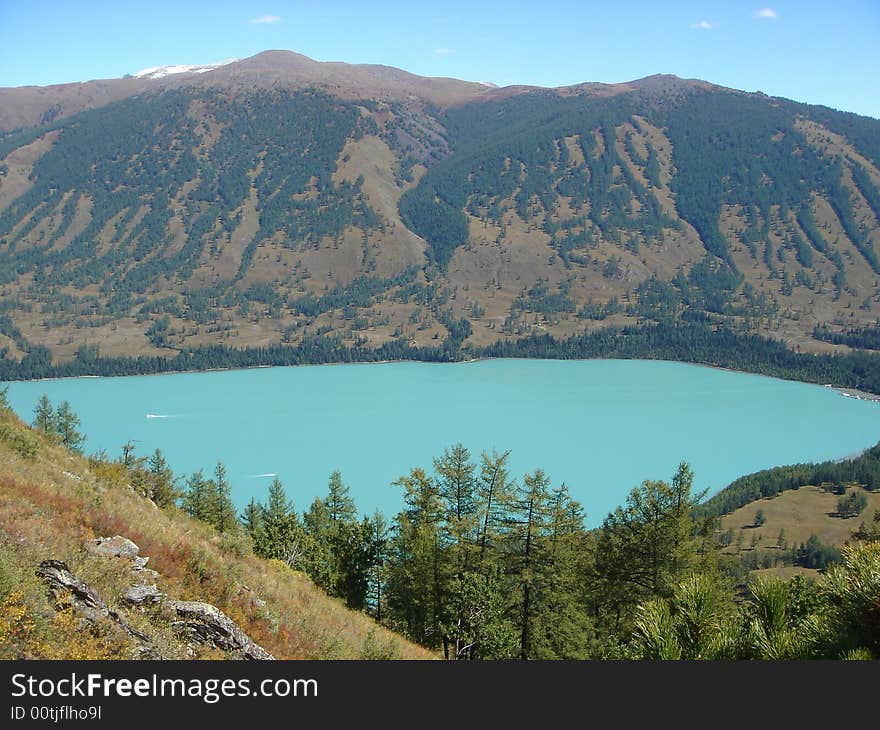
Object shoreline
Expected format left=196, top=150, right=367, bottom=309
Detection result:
left=834, top=386, right=880, bottom=403
left=5, top=354, right=880, bottom=405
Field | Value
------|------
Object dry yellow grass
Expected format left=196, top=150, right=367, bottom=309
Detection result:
left=719, top=484, right=880, bottom=579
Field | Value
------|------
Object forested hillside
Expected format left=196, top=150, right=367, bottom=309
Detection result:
left=1, top=51, right=879, bottom=383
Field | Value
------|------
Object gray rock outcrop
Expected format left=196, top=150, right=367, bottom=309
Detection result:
left=124, top=584, right=164, bottom=606
left=35, top=559, right=161, bottom=657
left=35, top=559, right=111, bottom=622
left=167, top=600, right=275, bottom=660
left=85, top=535, right=140, bottom=558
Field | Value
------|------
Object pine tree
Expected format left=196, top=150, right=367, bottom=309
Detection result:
left=591, top=462, right=703, bottom=637
left=325, top=470, right=356, bottom=522
left=301, top=472, right=377, bottom=609
left=33, top=394, right=55, bottom=436
left=334, top=517, right=379, bottom=610
left=260, top=477, right=304, bottom=566
left=366, top=510, right=390, bottom=622
left=240, top=498, right=265, bottom=544
left=210, top=461, right=238, bottom=533
left=386, top=468, right=445, bottom=647
left=506, top=469, right=552, bottom=660
left=434, top=444, right=479, bottom=658
left=182, top=470, right=212, bottom=522
left=303, top=496, right=336, bottom=590
left=446, top=567, right=518, bottom=659
left=147, top=449, right=179, bottom=507
left=477, top=449, right=514, bottom=562
left=531, top=483, right=593, bottom=659
left=53, top=401, right=84, bottom=453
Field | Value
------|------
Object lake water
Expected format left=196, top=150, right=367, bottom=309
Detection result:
left=4, top=359, right=880, bottom=526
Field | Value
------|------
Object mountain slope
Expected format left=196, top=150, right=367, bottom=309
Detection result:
left=0, top=50, right=879, bottom=372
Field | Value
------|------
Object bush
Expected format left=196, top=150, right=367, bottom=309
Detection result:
left=797, top=535, right=842, bottom=570
left=0, top=424, right=39, bottom=459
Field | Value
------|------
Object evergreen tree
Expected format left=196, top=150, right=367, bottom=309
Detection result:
left=53, top=401, right=84, bottom=453
left=210, top=461, right=237, bottom=533
left=445, top=567, right=518, bottom=660
left=505, top=469, right=552, bottom=660
left=259, top=477, right=304, bottom=566
left=530, top=484, right=593, bottom=659
left=325, top=470, right=357, bottom=522
left=147, top=448, right=179, bottom=507
left=32, top=394, right=55, bottom=437
left=334, top=517, right=379, bottom=610
left=434, top=444, right=480, bottom=658
left=386, top=468, right=445, bottom=647
left=592, top=462, right=704, bottom=636
left=240, top=498, right=265, bottom=546
left=303, top=497, right=336, bottom=591
left=476, top=449, right=514, bottom=562
left=301, top=472, right=378, bottom=609
left=182, top=470, right=212, bottom=523
left=366, top=510, right=391, bottom=622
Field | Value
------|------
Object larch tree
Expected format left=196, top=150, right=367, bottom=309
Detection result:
left=505, top=468, right=552, bottom=660
left=32, top=395, right=55, bottom=438
left=148, top=448, right=179, bottom=508
left=54, top=401, right=84, bottom=453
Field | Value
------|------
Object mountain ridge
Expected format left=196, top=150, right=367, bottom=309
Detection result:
left=0, top=50, right=755, bottom=133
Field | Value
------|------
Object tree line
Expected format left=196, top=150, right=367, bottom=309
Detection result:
left=697, top=441, right=880, bottom=517
left=4, top=321, right=880, bottom=397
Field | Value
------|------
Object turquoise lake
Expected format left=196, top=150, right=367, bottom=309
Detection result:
left=5, top=359, right=880, bottom=527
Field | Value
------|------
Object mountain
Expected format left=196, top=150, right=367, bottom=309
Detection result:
left=0, top=50, right=879, bottom=376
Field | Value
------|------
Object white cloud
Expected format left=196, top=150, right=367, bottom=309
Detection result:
left=755, top=8, right=778, bottom=19
left=434, top=48, right=453, bottom=55
left=689, top=20, right=714, bottom=30
left=249, top=15, right=281, bottom=24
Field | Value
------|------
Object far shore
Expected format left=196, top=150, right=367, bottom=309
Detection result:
left=5, top=355, right=880, bottom=406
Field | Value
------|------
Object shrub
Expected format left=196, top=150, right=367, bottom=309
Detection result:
left=0, top=424, right=39, bottom=459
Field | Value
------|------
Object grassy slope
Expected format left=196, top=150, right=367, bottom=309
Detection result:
left=0, top=405, right=432, bottom=660
left=718, top=485, right=879, bottom=580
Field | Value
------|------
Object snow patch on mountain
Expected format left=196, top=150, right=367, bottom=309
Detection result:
left=131, top=59, right=237, bottom=80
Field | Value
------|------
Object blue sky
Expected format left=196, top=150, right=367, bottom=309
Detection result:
left=1, top=1, right=878, bottom=117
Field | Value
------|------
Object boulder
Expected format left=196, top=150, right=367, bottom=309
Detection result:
left=35, top=559, right=109, bottom=622
left=130, top=568, right=160, bottom=585
left=124, top=584, right=164, bottom=605
left=167, top=600, right=275, bottom=660
left=85, top=536, right=140, bottom=559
